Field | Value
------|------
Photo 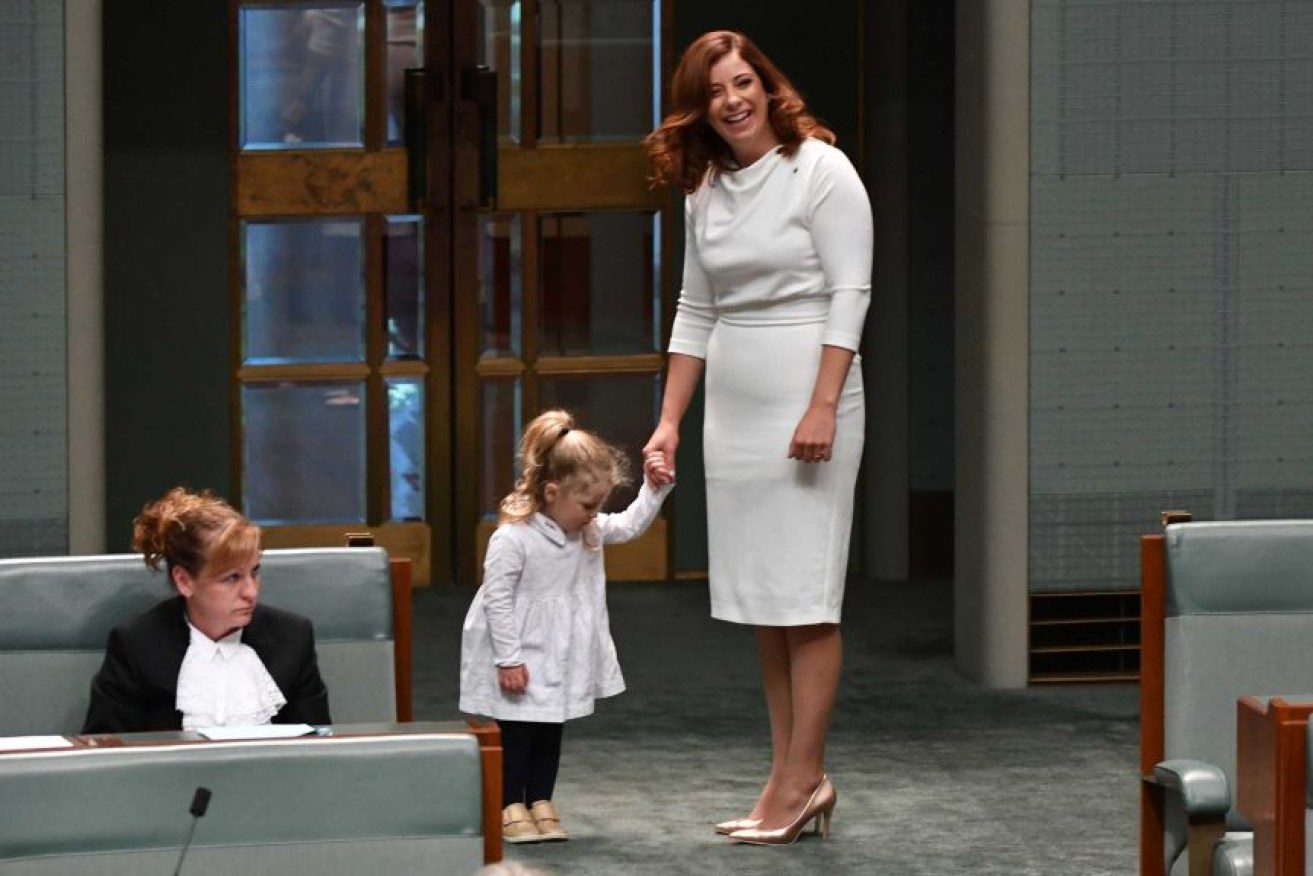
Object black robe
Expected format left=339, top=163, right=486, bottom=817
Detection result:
left=81, top=595, right=331, bottom=734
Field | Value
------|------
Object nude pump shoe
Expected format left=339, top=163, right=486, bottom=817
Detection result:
left=714, top=817, right=762, bottom=835
left=728, top=777, right=837, bottom=846
left=717, top=772, right=829, bottom=835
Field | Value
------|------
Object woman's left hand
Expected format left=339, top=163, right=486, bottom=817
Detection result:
left=789, top=405, right=837, bottom=463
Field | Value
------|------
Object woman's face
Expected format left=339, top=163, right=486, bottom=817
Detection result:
left=173, top=551, right=261, bottom=641
left=705, top=50, right=777, bottom=166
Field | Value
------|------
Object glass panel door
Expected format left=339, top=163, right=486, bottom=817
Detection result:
left=232, top=0, right=444, bottom=584
left=458, top=0, right=670, bottom=585
left=230, top=0, right=669, bottom=586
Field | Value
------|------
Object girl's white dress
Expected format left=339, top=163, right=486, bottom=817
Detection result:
left=668, top=138, right=873, bottom=626
left=459, top=480, right=673, bottom=722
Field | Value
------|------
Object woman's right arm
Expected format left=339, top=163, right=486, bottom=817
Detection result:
left=645, top=353, right=703, bottom=466
left=645, top=199, right=712, bottom=466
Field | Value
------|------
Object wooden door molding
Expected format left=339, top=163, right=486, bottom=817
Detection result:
left=497, top=143, right=663, bottom=211
left=237, top=151, right=410, bottom=215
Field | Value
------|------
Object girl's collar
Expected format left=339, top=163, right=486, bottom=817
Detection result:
left=529, top=512, right=568, bottom=546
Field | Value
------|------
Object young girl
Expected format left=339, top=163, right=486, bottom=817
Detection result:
left=459, top=410, right=674, bottom=844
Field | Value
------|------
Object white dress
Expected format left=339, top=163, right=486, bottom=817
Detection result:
left=459, top=481, right=673, bottom=722
left=668, top=138, right=873, bottom=626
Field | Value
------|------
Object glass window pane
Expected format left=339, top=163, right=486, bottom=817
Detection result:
left=385, top=0, right=423, bottom=146
left=538, top=373, right=661, bottom=510
left=243, top=381, right=366, bottom=524
left=539, top=211, right=659, bottom=356
left=388, top=378, right=425, bottom=521
left=385, top=215, right=424, bottom=359
left=243, top=219, right=366, bottom=364
left=480, top=378, right=523, bottom=517
left=480, top=0, right=522, bottom=144
left=539, top=0, right=657, bottom=143
left=480, top=215, right=523, bottom=359
left=240, top=4, right=365, bottom=150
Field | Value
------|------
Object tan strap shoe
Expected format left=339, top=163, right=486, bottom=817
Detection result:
left=529, top=799, right=569, bottom=841
left=502, top=803, right=543, bottom=844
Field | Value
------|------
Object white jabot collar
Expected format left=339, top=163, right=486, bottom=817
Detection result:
left=175, top=620, right=287, bottom=730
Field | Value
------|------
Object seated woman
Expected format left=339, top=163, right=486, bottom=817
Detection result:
left=82, top=487, right=331, bottom=733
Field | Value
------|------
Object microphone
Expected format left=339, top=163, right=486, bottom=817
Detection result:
left=172, top=787, right=212, bottom=876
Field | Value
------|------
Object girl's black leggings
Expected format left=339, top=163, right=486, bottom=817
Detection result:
left=498, top=719, right=564, bottom=807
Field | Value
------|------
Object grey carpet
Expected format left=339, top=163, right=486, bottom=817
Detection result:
left=413, top=578, right=1138, bottom=875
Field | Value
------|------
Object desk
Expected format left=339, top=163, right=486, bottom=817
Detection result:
left=2, top=719, right=503, bottom=864
left=1236, top=696, right=1313, bottom=876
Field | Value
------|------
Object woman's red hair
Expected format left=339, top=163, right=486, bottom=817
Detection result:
left=645, top=31, right=834, bottom=194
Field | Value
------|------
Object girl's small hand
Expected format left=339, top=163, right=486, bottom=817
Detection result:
left=642, top=423, right=679, bottom=483
left=644, top=449, right=675, bottom=487
left=498, top=664, right=529, bottom=695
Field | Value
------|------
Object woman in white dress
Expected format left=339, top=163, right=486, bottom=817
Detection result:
left=643, top=31, right=872, bottom=845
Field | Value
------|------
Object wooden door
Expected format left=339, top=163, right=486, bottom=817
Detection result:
left=230, top=0, right=447, bottom=583
left=453, top=0, right=673, bottom=585
left=230, top=0, right=671, bottom=586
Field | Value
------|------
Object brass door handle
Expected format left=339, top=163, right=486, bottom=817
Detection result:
left=403, top=67, right=428, bottom=211
left=462, top=65, right=498, bottom=209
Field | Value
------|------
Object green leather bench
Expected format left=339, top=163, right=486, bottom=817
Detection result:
left=1141, top=520, right=1313, bottom=876
left=0, top=547, right=407, bottom=735
left=0, top=732, right=483, bottom=874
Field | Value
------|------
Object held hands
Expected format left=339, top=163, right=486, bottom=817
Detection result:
left=789, top=404, right=838, bottom=463
left=642, top=422, right=679, bottom=486
left=644, top=450, right=675, bottom=487
left=498, top=664, right=529, bottom=696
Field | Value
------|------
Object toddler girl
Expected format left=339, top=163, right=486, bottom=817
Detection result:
left=459, top=409, right=674, bottom=843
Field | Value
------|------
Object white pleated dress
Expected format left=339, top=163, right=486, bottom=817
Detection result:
left=459, top=481, right=674, bottom=722
left=668, top=138, right=873, bottom=626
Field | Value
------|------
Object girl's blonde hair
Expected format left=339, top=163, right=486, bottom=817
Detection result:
left=132, top=486, right=261, bottom=582
left=500, top=410, right=632, bottom=524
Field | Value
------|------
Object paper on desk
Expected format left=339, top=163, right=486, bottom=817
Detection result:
left=197, top=724, right=317, bottom=741
left=0, top=735, right=75, bottom=751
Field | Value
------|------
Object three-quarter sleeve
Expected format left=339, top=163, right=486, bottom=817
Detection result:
left=808, top=150, right=873, bottom=352
left=666, top=197, right=717, bottom=359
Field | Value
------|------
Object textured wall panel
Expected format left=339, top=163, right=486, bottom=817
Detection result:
left=0, top=0, right=67, bottom=556
left=1031, top=0, right=1313, bottom=592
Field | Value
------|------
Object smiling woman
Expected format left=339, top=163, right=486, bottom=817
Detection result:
left=643, top=30, right=873, bottom=847
left=81, top=487, right=332, bottom=734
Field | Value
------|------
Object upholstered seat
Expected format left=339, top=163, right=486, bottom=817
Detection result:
left=0, top=547, right=406, bottom=735
left=0, top=732, right=483, bottom=875
left=1141, top=520, right=1313, bottom=876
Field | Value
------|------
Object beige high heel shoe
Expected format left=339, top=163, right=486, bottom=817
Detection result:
left=728, top=778, right=837, bottom=846
left=718, top=773, right=828, bottom=836
left=714, top=817, right=762, bottom=835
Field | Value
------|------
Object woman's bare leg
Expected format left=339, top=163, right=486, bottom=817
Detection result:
left=752, top=623, right=842, bottom=829
left=748, top=626, right=793, bottom=818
